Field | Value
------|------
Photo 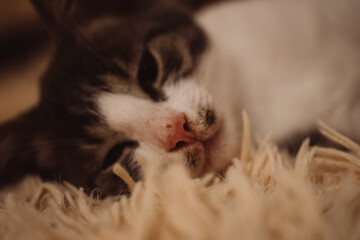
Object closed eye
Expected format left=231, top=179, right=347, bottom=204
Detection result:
left=137, top=49, right=165, bottom=101
left=138, top=49, right=158, bottom=87
left=102, top=141, right=137, bottom=170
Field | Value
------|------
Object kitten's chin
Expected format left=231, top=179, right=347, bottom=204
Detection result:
left=171, top=120, right=238, bottom=177
left=172, top=119, right=239, bottom=177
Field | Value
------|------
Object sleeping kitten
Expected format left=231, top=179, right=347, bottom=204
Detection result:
left=1, top=0, right=360, bottom=196
left=0, top=0, right=226, bottom=195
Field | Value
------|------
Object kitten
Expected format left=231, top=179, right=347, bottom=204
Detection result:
left=0, top=0, right=225, bottom=195
left=1, top=0, right=360, bottom=196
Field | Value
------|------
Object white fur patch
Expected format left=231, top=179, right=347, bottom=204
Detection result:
left=195, top=0, right=360, bottom=141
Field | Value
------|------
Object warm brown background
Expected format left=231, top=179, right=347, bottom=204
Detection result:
left=0, top=0, right=50, bottom=124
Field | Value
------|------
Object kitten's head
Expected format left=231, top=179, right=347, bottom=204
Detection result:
left=31, top=0, right=236, bottom=195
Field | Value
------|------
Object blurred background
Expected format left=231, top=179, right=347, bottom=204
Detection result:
left=0, top=0, right=51, bottom=124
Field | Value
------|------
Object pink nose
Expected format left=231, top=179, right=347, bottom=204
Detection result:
left=151, top=110, right=196, bottom=151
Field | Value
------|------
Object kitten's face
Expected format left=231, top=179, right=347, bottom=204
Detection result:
left=34, top=1, right=236, bottom=194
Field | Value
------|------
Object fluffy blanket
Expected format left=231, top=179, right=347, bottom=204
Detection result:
left=1, top=114, right=360, bottom=240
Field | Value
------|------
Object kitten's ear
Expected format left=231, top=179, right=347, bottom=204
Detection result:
left=29, top=0, right=146, bottom=39
left=29, top=0, right=76, bottom=36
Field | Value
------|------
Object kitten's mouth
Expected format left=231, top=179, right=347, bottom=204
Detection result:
left=171, top=139, right=197, bottom=151
left=178, top=124, right=225, bottom=177
left=180, top=141, right=206, bottom=177
left=134, top=116, right=230, bottom=178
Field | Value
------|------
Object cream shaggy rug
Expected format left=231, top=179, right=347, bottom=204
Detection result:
left=1, top=113, right=360, bottom=240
